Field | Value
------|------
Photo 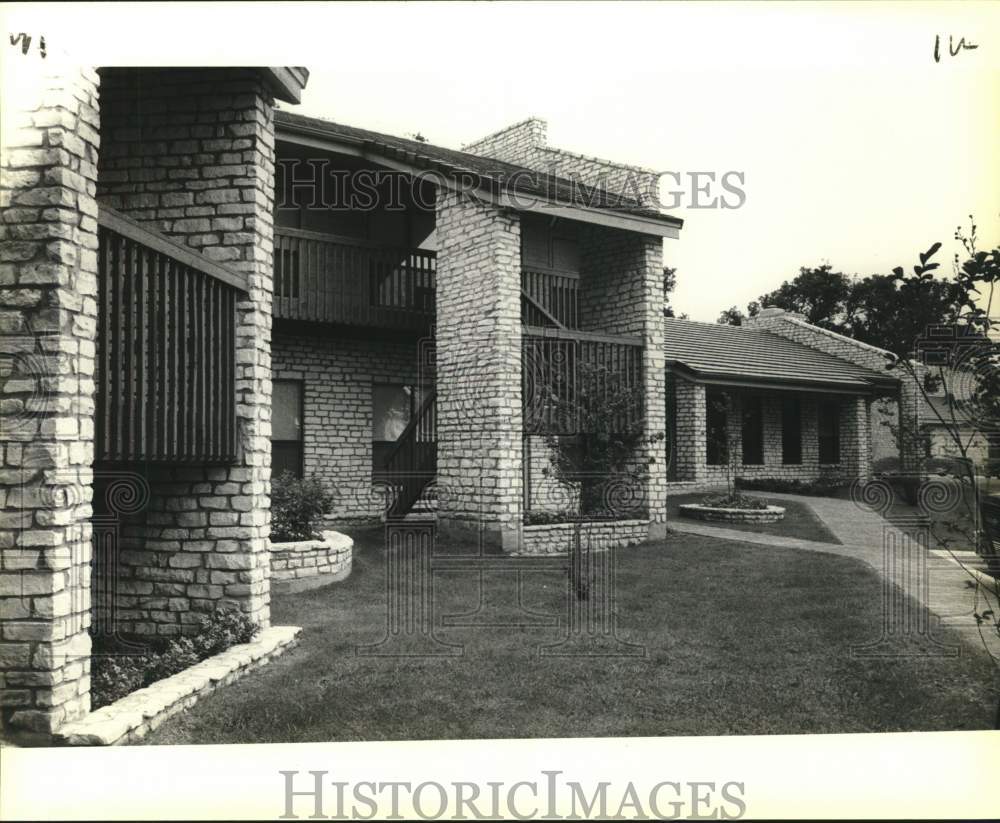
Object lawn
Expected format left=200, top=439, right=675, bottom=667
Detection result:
left=143, top=527, right=996, bottom=744
left=666, top=492, right=841, bottom=544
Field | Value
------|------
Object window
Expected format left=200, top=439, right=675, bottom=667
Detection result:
left=741, top=396, right=764, bottom=465
left=782, top=397, right=802, bottom=465
left=372, top=384, right=430, bottom=472
left=272, top=380, right=304, bottom=477
left=706, top=390, right=729, bottom=466
left=818, top=401, right=841, bottom=464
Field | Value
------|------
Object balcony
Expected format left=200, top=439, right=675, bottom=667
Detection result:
left=273, top=227, right=436, bottom=332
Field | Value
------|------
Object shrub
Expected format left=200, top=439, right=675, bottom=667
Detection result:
left=700, top=492, right=769, bottom=510
left=271, top=471, right=336, bottom=542
left=523, top=506, right=650, bottom=525
left=90, top=606, right=260, bottom=709
left=872, top=456, right=901, bottom=475
left=736, top=477, right=850, bottom=497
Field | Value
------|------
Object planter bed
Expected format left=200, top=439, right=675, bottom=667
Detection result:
left=269, top=530, right=353, bottom=593
left=54, top=626, right=301, bottom=746
left=518, top=518, right=650, bottom=555
left=679, top=503, right=785, bottom=524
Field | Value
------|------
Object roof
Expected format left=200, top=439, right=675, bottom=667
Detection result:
left=274, top=110, right=682, bottom=234
left=664, top=318, right=898, bottom=393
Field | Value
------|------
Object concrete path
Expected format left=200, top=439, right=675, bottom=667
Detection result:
left=669, top=492, right=1000, bottom=659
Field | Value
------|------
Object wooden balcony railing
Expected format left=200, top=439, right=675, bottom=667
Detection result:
left=96, top=207, right=245, bottom=464
left=521, top=267, right=579, bottom=329
left=274, top=227, right=435, bottom=331
left=378, top=389, right=437, bottom=517
left=522, top=326, right=644, bottom=435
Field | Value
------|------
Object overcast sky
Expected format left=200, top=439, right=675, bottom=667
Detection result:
left=7, top=2, right=999, bottom=321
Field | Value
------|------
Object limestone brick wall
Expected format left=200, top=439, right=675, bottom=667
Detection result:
left=434, top=191, right=523, bottom=549
left=0, top=60, right=100, bottom=735
left=746, top=309, right=911, bottom=472
left=92, top=69, right=277, bottom=635
left=518, top=519, right=649, bottom=556
left=271, top=333, right=428, bottom=520
left=462, top=118, right=659, bottom=207
left=669, top=382, right=869, bottom=485
left=576, top=226, right=667, bottom=532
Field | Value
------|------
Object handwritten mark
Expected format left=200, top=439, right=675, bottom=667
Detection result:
left=934, top=34, right=979, bottom=63
left=9, top=33, right=46, bottom=58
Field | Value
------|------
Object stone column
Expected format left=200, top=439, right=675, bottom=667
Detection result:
left=673, top=377, right=706, bottom=483
left=578, top=227, right=667, bottom=535
left=0, top=57, right=100, bottom=737
left=898, top=379, right=924, bottom=474
left=434, top=191, right=522, bottom=551
left=95, top=69, right=276, bottom=632
left=840, top=396, right=872, bottom=479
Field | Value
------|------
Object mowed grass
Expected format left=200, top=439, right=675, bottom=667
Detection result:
left=143, top=527, right=995, bottom=744
left=666, top=493, right=842, bottom=544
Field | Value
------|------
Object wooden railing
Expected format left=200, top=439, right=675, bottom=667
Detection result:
left=522, top=327, right=643, bottom=435
left=521, top=268, right=579, bottom=329
left=379, top=389, right=437, bottom=517
left=96, top=207, right=245, bottom=464
left=274, top=227, right=436, bottom=331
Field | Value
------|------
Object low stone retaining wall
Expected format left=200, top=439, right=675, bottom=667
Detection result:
left=679, top=504, right=785, bottom=524
left=518, top=519, right=650, bottom=555
left=53, top=626, right=301, bottom=746
left=269, top=530, right=353, bottom=593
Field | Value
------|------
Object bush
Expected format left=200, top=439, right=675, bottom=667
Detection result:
left=736, top=477, right=850, bottom=497
left=90, top=606, right=259, bottom=710
left=271, top=471, right=336, bottom=542
left=872, top=456, right=901, bottom=474
left=701, top=492, right=769, bottom=510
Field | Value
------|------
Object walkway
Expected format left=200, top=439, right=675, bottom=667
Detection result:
left=669, top=492, right=1000, bottom=659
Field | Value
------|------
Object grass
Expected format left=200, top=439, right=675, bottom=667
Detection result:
left=140, top=526, right=997, bottom=744
left=667, top=492, right=842, bottom=544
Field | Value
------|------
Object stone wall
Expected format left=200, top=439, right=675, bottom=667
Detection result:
left=576, top=226, right=667, bottom=534
left=746, top=308, right=908, bottom=472
left=271, top=332, right=428, bottom=520
left=92, top=68, right=277, bottom=635
left=518, top=519, right=649, bottom=556
left=434, top=191, right=522, bottom=549
left=269, top=530, right=352, bottom=594
left=0, top=59, right=100, bottom=736
left=462, top=118, right=658, bottom=206
left=668, top=380, right=869, bottom=485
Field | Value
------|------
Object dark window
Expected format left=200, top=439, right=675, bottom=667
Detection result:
left=818, top=401, right=841, bottom=464
left=272, top=380, right=304, bottom=478
left=706, top=390, right=729, bottom=466
left=372, top=384, right=430, bottom=473
left=741, top=396, right=764, bottom=465
left=782, top=397, right=802, bottom=465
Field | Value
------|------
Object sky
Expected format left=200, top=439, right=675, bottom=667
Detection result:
left=5, top=2, right=999, bottom=321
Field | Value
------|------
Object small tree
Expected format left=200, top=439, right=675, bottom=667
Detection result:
left=543, top=360, right=663, bottom=519
left=884, top=219, right=999, bottom=727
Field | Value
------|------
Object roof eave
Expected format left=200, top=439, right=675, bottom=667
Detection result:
left=665, top=361, right=897, bottom=396
left=275, top=118, right=682, bottom=238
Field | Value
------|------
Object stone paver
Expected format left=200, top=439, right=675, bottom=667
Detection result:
left=669, top=493, right=1000, bottom=658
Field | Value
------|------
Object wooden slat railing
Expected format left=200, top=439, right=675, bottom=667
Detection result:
left=522, top=326, right=643, bottom=435
left=274, top=227, right=435, bottom=330
left=521, top=268, right=579, bottom=329
left=96, top=206, right=244, bottom=464
left=379, top=389, right=437, bottom=517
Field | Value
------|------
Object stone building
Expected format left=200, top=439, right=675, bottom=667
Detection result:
left=1, top=58, right=919, bottom=742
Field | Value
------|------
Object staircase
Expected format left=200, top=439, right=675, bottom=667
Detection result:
left=381, top=389, right=436, bottom=518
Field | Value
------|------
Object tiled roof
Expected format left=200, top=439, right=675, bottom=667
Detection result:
left=664, top=318, right=898, bottom=391
left=274, top=111, right=681, bottom=228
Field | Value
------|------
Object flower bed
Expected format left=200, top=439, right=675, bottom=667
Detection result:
left=55, top=626, right=300, bottom=746
left=679, top=503, right=785, bottom=524
left=269, top=529, right=353, bottom=593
